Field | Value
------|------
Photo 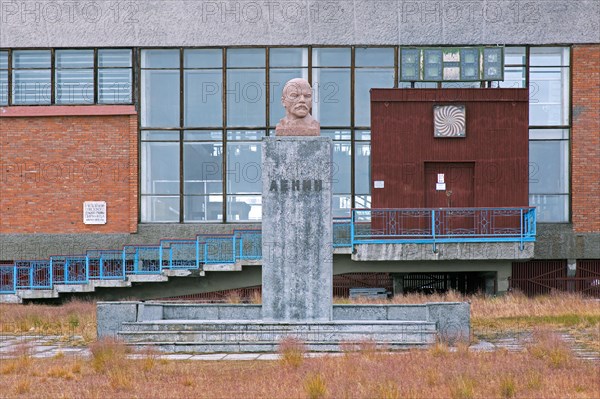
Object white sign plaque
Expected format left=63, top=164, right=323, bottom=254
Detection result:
left=436, top=183, right=446, bottom=191
left=83, top=201, right=107, bottom=224
left=374, top=180, right=385, bottom=189
left=437, top=173, right=445, bottom=183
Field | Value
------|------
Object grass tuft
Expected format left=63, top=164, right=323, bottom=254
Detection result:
left=89, top=337, right=127, bottom=373
left=304, top=372, right=327, bottom=399
left=278, top=337, right=305, bottom=368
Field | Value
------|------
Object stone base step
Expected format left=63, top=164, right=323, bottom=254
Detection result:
left=124, top=340, right=434, bottom=353
left=120, top=320, right=437, bottom=333
left=117, top=320, right=438, bottom=352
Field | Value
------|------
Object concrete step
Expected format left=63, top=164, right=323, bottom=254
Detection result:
left=120, top=320, right=437, bottom=333
left=119, top=329, right=437, bottom=344
left=117, top=320, right=438, bottom=353
left=124, top=340, right=433, bottom=353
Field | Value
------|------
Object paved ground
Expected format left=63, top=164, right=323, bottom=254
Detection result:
left=0, top=332, right=598, bottom=362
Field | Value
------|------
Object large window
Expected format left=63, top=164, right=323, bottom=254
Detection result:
left=4, top=48, right=132, bottom=105
left=0, top=51, right=8, bottom=105
left=138, top=46, right=572, bottom=223
left=528, top=47, right=571, bottom=222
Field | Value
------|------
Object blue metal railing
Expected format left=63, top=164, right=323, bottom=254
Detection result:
left=1, top=209, right=535, bottom=294
left=351, top=207, right=536, bottom=251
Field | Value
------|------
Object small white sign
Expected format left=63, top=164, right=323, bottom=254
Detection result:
left=437, top=173, right=445, bottom=183
left=374, top=180, right=385, bottom=189
left=83, top=201, right=107, bottom=224
left=436, top=183, right=446, bottom=191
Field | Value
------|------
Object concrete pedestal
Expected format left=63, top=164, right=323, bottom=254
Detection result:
left=261, top=137, right=333, bottom=321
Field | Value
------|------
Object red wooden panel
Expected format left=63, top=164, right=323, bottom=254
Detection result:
left=371, top=88, right=529, bottom=209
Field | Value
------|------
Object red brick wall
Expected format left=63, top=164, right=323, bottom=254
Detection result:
left=0, top=106, right=138, bottom=234
left=572, top=45, right=600, bottom=233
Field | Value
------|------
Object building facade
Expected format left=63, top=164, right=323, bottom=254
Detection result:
left=1, top=0, right=599, bottom=297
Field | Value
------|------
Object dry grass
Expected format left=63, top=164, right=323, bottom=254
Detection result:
left=0, top=299, right=97, bottom=342
left=0, top=338, right=597, bottom=398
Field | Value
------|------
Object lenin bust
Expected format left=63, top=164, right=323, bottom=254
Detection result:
left=275, top=78, right=320, bottom=136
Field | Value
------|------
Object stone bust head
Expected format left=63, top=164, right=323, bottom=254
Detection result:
left=276, top=78, right=320, bottom=136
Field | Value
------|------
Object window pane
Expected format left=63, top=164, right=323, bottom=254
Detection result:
left=55, top=70, right=94, bottom=104
left=355, top=195, right=371, bottom=209
left=530, top=47, right=570, bottom=67
left=226, top=142, right=262, bottom=193
left=12, top=70, right=51, bottom=104
left=0, top=70, right=7, bottom=105
left=333, top=195, right=352, bottom=217
left=226, top=69, right=266, bottom=126
left=184, top=143, right=223, bottom=194
left=226, top=195, right=261, bottom=221
left=0, top=51, right=8, bottom=69
left=98, top=49, right=132, bottom=67
left=355, top=48, right=394, bottom=67
left=505, top=47, right=526, bottom=65
left=227, top=48, right=265, bottom=68
left=529, top=128, right=569, bottom=140
left=312, top=68, right=351, bottom=126
left=184, top=70, right=222, bottom=127
left=141, top=142, right=180, bottom=194
left=269, top=48, right=308, bottom=67
left=227, top=130, right=265, bottom=140
left=529, top=194, right=568, bottom=223
left=529, top=67, right=569, bottom=125
left=184, top=130, right=223, bottom=141
left=55, top=50, right=93, bottom=68
left=312, top=48, right=351, bottom=67
left=141, top=49, right=180, bottom=68
left=141, top=196, right=180, bottom=222
left=355, top=142, right=371, bottom=195
left=355, top=69, right=394, bottom=126
left=12, top=50, right=50, bottom=68
left=184, top=196, right=223, bottom=222
left=141, top=130, right=179, bottom=141
left=269, top=68, right=308, bottom=126
left=529, top=141, right=569, bottom=194
left=184, top=49, right=222, bottom=68
left=98, top=69, right=132, bottom=103
left=141, top=70, right=180, bottom=127
left=497, top=67, right=525, bottom=88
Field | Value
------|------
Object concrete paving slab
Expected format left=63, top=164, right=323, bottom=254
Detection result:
left=222, top=353, right=260, bottom=360
left=257, top=353, right=280, bottom=360
left=189, top=354, right=227, bottom=361
left=158, top=354, right=193, bottom=360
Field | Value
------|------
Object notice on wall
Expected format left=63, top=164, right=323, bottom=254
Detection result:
left=437, top=174, right=445, bottom=183
left=436, top=183, right=446, bottom=191
left=374, top=181, right=385, bottom=189
left=83, top=201, right=107, bottom=224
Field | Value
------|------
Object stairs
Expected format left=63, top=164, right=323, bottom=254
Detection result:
left=117, top=320, right=438, bottom=352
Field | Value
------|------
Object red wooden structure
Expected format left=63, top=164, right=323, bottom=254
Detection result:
left=370, top=89, right=529, bottom=209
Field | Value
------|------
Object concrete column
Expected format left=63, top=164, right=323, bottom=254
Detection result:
left=567, top=259, right=577, bottom=292
left=391, top=273, right=406, bottom=295
left=261, top=137, right=333, bottom=321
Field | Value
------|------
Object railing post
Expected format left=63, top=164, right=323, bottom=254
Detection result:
left=431, top=209, right=436, bottom=253
left=350, top=210, right=355, bottom=248
left=13, top=263, right=17, bottom=293
left=134, top=250, right=139, bottom=274
left=65, top=259, right=70, bottom=284
left=122, top=249, right=127, bottom=279
left=29, top=265, right=33, bottom=289
left=99, top=256, right=104, bottom=279
left=169, top=247, right=173, bottom=270
left=195, top=240, right=200, bottom=269
left=519, top=208, right=524, bottom=251
left=48, top=260, right=52, bottom=289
